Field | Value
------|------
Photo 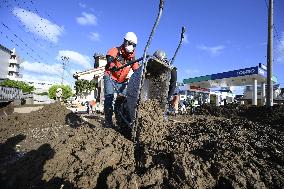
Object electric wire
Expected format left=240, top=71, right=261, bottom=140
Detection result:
left=0, top=1, right=76, bottom=85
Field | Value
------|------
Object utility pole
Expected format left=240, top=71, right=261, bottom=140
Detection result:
left=266, top=0, right=273, bottom=107
left=61, top=56, right=69, bottom=85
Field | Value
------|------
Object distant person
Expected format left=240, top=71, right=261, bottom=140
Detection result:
left=103, top=32, right=139, bottom=128
left=85, top=101, right=90, bottom=114
left=189, top=97, right=196, bottom=114
left=180, top=100, right=187, bottom=114
left=56, top=88, right=62, bottom=102
left=172, top=89, right=180, bottom=115
left=223, top=99, right=227, bottom=106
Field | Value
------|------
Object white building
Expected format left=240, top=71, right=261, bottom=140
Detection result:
left=211, top=87, right=236, bottom=105
left=26, top=80, right=56, bottom=94
left=179, top=85, right=237, bottom=106
left=183, top=64, right=278, bottom=106
left=0, top=44, right=23, bottom=81
left=73, top=54, right=107, bottom=111
left=242, top=84, right=281, bottom=105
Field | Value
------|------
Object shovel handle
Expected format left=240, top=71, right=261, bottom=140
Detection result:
left=170, top=26, right=186, bottom=65
left=112, top=55, right=150, bottom=72
left=181, top=26, right=186, bottom=39
left=159, top=0, right=164, bottom=9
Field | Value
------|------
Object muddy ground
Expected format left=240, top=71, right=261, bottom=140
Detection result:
left=0, top=102, right=283, bottom=189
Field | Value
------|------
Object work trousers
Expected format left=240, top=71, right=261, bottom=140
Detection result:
left=103, top=74, right=127, bottom=125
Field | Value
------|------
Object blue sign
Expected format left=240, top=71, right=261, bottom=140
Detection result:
left=258, top=68, right=266, bottom=76
left=211, top=66, right=258, bottom=80
left=183, top=65, right=277, bottom=85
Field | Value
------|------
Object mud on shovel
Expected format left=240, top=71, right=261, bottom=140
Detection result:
left=132, top=0, right=164, bottom=142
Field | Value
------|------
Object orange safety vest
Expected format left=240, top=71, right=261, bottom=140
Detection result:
left=105, top=46, right=139, bottom=83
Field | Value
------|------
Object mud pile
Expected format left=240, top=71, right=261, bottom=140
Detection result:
left=196, top=104, right=284, bottom=127
left=0, top=102, right=283, bottom=188
left=0, top=103, right=136, bottom=188
left=0, top=102, right=14, bottom=117
left=165, top=115, right=284, bottom=188
left=130, top=102, right=284, bottom=188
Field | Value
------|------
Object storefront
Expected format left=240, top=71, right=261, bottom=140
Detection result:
left=183, top=64, right=278, bottom=106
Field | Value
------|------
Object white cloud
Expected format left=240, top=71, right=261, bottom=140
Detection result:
left=89, top=32, right=100, bottom=41
left=276, top=32, right=284, bottom=63
left=76, top=12, right=97, bottom=26
left=79, top=3, right=86, bottom=8
left=57, top=50, right=91, bottom=69
left=197, top=44, right=225, bottom=56
left=21, top=61, right=70, bottom=84
left=13, top=7, right=63, bottom=43
left=184, top=34, right=189, bottom=44
left=22, top=61, right=63, bottom=75
left=22, top=73, right=61, bottom=84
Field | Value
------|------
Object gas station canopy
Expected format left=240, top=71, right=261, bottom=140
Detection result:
left=183, top=64, right=277, bottom=88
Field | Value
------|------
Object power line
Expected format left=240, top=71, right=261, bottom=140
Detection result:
left=1, top=1, right=68, bottom=72
left=1, top=0, right=89, bottom=86
left=0, top=26, right=68, bottom=83
left=6, top=0, right=60, bottom=49
left=0, top=22, right=50, bottom=63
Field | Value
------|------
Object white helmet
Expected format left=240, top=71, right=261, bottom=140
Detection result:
left=124, top=32, right=137, bottom=45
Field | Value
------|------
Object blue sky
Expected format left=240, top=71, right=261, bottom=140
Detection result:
left=0, top=0, right=283, bottom=93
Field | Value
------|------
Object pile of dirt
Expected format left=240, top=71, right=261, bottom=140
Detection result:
left=0, top=103, right=85, bottom=151
left=0, top=103, right=135, bottom=188
left=0, top=102, right=14, bottom=117
left=195, top=104, right=284, bottom=127
left=127, top=102, right=284, bottom=188
left=0, top=101, right=283, bottom=188
left=194, top=103, right=240, bottom=118
left=164, top=115, right=284, bottom=188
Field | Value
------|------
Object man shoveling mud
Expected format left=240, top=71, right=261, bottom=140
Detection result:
left=103, top=32, right=139, bottom=128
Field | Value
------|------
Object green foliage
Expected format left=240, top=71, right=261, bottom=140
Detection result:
left=75, top=79, right=97, bottom=96
left=0, top=79, right=35, bottom=93
left=48, top=84, right=73, bottom=100
left=36, top=92, right=49, bottom=96
left=89, top=80, right=97, bottom=91
left=48, top=85, right=58, bottom=99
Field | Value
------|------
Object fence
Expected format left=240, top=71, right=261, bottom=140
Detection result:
left=0, top=86, right=23, bottom=102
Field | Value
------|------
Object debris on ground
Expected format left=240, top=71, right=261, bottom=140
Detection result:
left=0, top=102, right=283, bottom=188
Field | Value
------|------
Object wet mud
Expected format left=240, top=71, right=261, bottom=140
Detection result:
left=0, top=102, right=283, bottom=188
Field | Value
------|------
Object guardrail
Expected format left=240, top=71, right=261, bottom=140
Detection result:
left=0, top=86, right=23, bottom=102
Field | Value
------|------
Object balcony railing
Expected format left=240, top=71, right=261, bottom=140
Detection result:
left=7, top=75, right=17, bottom=80
left=8, top=59, right=18, bottom=64
left=7, top=73, right=22, bottom=80
left=8, top=66, right=19, bottom=73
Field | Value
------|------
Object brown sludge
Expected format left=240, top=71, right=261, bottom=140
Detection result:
left=0, top=101, right=283, bottom=188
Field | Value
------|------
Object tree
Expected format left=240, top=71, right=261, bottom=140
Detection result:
left=36, top=92, right=49, bottom=96
left=75, top=80, right=85, bottom=95
left=75, top=79, right=97, bottom=96
left=0, top=79, right=35, bottom=93
left=61, top=85, right=73, bottom=100
left=88, top=80, right=97, bottom=92
left=48, top=84, right=73, bottom=100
